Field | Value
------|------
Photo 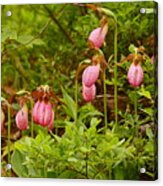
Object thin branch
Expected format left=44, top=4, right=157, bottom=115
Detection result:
left=56, top=4, right=67, bottom=18
left=14, top=57, right=30, bottom=82
left=43, top=5, right=74, bottom=44
left=24, top=19, right=52, bottom=46
left=19, top=5, right=67, bottom=47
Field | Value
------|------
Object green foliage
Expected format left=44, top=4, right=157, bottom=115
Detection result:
left=10, top=88, right=156, bottom=179
left=9, top=129, right=135, bottom=179
left=1, top=1, right=157, bottom=180
left=11, top=119, right=155, bottom=179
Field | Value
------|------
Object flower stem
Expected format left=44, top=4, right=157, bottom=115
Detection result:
left=30, top=101, right=34, bottom=138
left=85, top=152, right=88, bottom=178
left=7, top=104, right=11, bottom=177
left=114, top=22, right=118, bottom=127
left=55, top=127, right=58, bottom=136
left=134, top=89, right=139, bottom=137
left=103, top=70, right=108, bottom=133
left=134, top=90, right=138, bottom=116
left=75, top=77, right=78, bottom=124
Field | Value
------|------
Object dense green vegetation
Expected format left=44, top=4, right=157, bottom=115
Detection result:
left=1, top=1, right=157, bottom=180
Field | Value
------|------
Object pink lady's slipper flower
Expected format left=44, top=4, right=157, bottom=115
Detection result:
left=82, top=64, right=100, bottom=87
left=1, top=110, right=5, bottom=131
left=48, top=110, right=55, bottom=131
left=82, top=84, right=96, bottom=102
left=88, top=26, right=108, bottom=48
left=32, top=100, right=40, bottom=123
left=33, top=100, right=54, bottom=127
left=127, top=63, right=144, bottom=87
left=15, top=104, right=28, bottom=131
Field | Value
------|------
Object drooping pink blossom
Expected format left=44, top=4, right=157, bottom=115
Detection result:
left=39, top=101, right=53, bottom=127
left=82, top=84, right=96, bottom=102
left=33, top=100, right=54, bottom=127
left=88, top=26, right=108, bottom=48
left=15, top=105, right=28, bottom=131
left=48, top=110, right=55, bottom=131
left=82, top=64, right=100, bottom=87
left=127, top=63, right=144, bottom=87
left=1, top=110, right=5, bottom=131
left=32, top=100, right=41, bottom=123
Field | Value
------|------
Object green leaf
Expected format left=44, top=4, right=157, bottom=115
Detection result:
left=80, top=59, right=91, bottom=65
left=138, top=87, right=152, bottom=99
left=113, top=166, right=125, bottom=180
left=146, top=127, right=154, bottom=140
left=16, top=89, right=30, bottom=95
left=11, top=150, right=28, bottom=177
left=47, top=171, right=57, bottom=178
left=61, top=88, right=77, bottom=120
left=32, top=38, right=45, bottom=46
left=1, top=97, right=8, bottom=103
left=78, top=103, right=103, bottom=121
left=67, top=157, right=78, bottom=163
left=17, top=35, right=33, bottom=44
left=140, top=108, right=153, bottom=116
left=79, top=147, right=91, bottom=153
left=99, top=8, right=116, bottom=20
left=128, top=44, right=136, bottom=53
left=90, top=117, right=101, bottom=128
left=105, top=79, right=114, bottom=85
left=2, top=27, right=17, bottom=42
left=59, top=170, right=80, bottom=179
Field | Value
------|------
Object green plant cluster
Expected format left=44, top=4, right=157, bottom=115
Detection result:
left=1, top=1, right=157, bottom=180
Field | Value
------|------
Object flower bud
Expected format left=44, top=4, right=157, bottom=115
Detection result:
left=33, top=100, right=54, bottom=127
left=88, top=26, right=107, bottom=48
left=127, top=63, right=144, bottom=87
left=48, top=110, right=55, bottom=130
left=15, top=105, right=28, bottom=131
left=82, top=64, right=100, bottom=87
left=82, top=84, right=96, bottom=102
left=32, top=100, right=40, bottom=123
left=1, top=110, right=5, bottom=131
